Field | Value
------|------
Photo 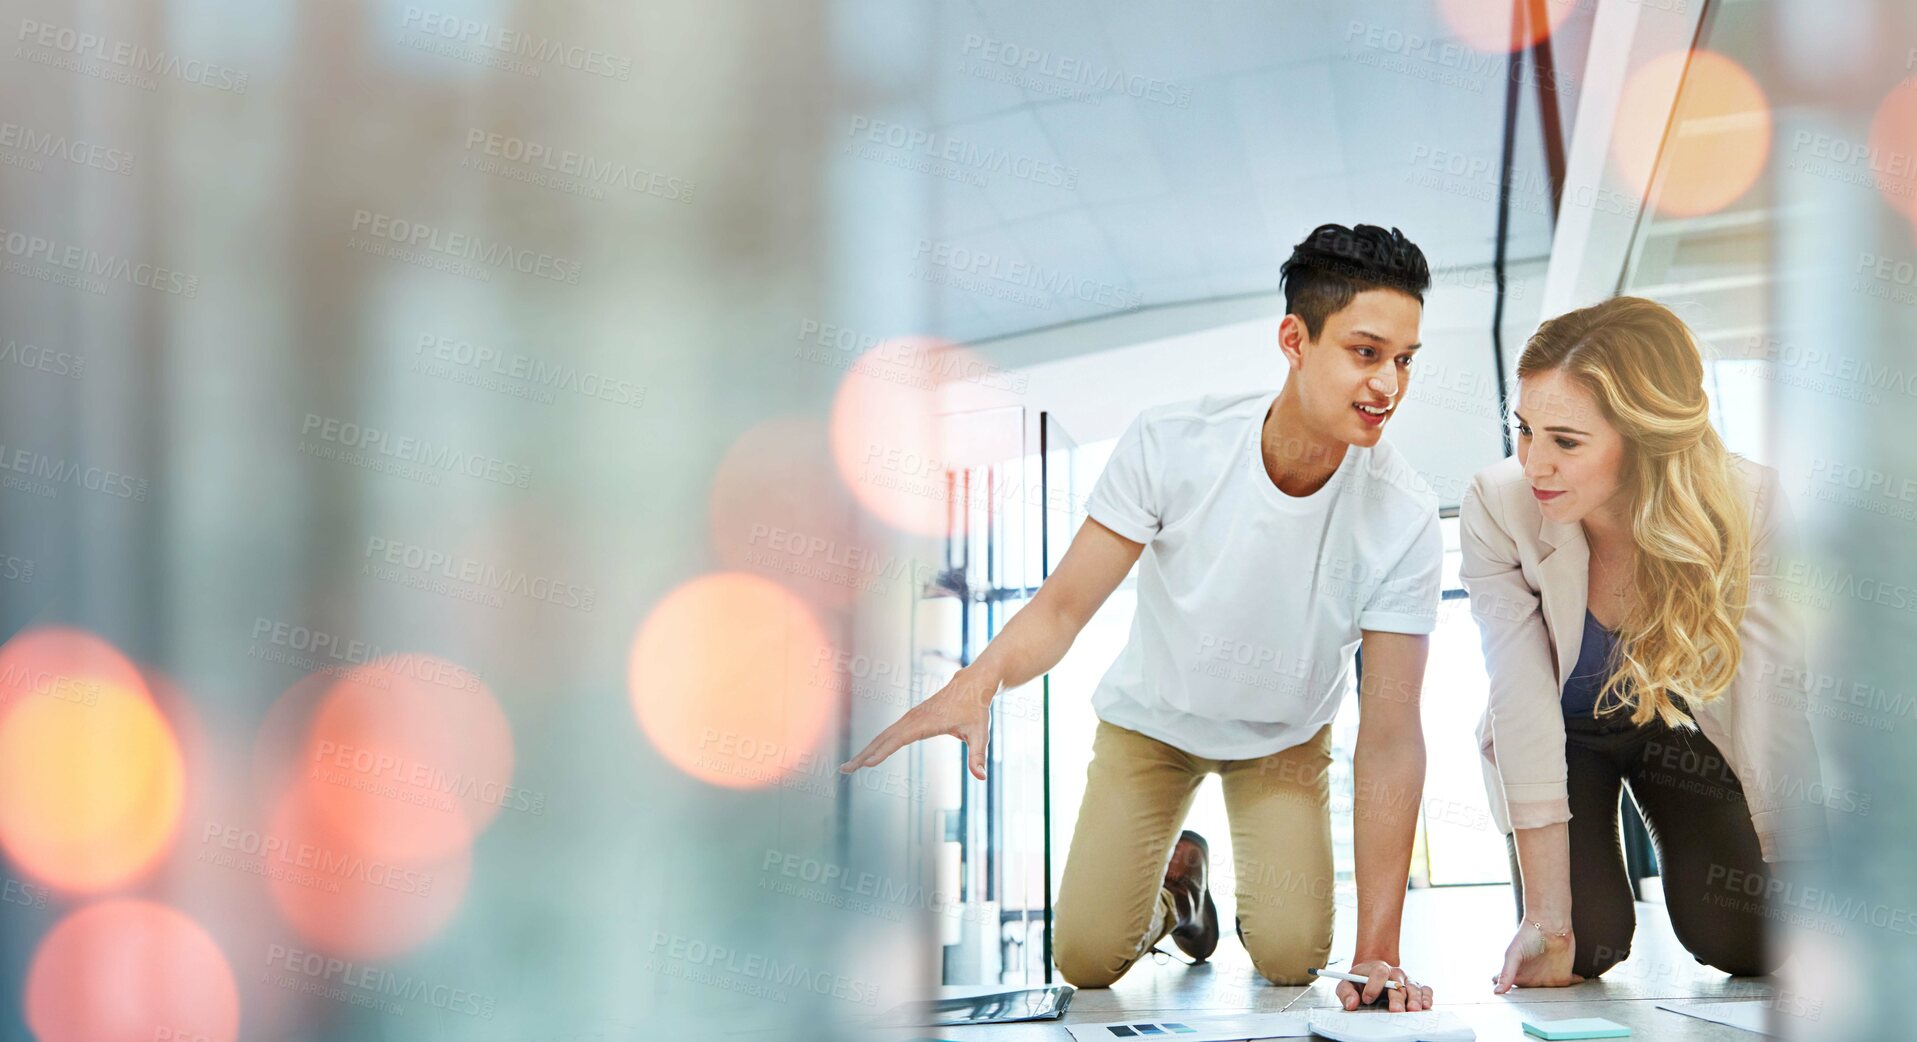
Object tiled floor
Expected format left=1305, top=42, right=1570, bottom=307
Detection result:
left=887, top=884, right=1781, bottom=1040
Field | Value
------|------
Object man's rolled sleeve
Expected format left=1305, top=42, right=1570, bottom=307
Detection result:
left=1359, top=509, right=1442, bottom=635
left=1084, top=414, right=1161, bottom=544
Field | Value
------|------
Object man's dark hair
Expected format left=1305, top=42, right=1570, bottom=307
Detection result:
left=1279, top=224, right=1430, bottom=339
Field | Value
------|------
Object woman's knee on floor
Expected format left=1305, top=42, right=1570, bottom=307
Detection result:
left=1571, top=896, right=1637, bottom=978
left=1686, top=943, right=1773, bottom=978
left=1572, top=897, right=1637, bottom=976
left=1673, top=918, right=1774, bottom=978
left=1573, top=935, right=1632, bottom=979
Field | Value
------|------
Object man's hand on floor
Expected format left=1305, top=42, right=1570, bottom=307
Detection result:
left=1337, top=958, right=1433, bottom=1012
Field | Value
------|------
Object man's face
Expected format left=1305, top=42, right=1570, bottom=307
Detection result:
left=1282, top=289, right=1423, bottom=448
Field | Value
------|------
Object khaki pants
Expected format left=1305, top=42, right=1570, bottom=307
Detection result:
left=1053, top=721, right=1335, bottom=988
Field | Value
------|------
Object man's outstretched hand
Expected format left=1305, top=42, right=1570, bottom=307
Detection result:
left=839, top=671, right=998, bottom=780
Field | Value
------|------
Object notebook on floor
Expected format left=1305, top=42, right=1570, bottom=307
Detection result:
left=1306, top=1010, right=1476, bottom=1041
left=877, top=984, right=1074, bottom=1026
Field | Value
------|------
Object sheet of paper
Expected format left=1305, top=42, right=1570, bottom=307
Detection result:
left=1065, top=1011, right=1312, bottom=1042
left=1654, top=1000, right=1776, bottom=1037
left=1064, top=1009, right=1477, bottom=1042
left=1304, top=1009, right=1476, bottom=1041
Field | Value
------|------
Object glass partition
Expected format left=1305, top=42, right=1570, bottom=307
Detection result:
left=914, top=404, right=1081, bottom=986
left=1036, top=411, right=1084, bottom=982
left=1616, top=4, right=1774, bottom=461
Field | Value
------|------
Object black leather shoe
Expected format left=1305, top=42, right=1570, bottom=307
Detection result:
left=1165, top=830, right=1219, bottom=962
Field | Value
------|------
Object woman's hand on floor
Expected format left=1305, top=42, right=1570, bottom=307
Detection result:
left=1493, top=923, right=1583, bottom=993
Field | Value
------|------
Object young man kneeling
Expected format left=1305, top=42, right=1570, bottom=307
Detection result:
left=845, top=224, right=1442, bottom=1011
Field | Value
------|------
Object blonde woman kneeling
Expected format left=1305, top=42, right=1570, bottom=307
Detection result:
left=1461, top=297, right=1826, bottom=990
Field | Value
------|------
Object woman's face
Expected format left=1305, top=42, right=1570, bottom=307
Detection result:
left=1513, top=369, right=1630, bottom=526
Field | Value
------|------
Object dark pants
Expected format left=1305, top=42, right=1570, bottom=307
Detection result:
left=1505, top=713, right=1776, bottom=978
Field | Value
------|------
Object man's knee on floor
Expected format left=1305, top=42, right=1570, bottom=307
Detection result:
left=1052, top=922, right=1134, bottom=989
left=1054, top=955, right=1125, bottom=989
left=1242, top=931, right=1331, bottom=987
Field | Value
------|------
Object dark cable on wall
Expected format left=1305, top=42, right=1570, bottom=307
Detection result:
left=1491, top=0, right=1526, bottom=457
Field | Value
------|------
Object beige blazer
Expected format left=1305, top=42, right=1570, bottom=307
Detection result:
left=1460, top=454, right=1828, bottom=863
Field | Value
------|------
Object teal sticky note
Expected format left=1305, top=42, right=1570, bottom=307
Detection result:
left=1520, top=1018, right=1631, bottom=1040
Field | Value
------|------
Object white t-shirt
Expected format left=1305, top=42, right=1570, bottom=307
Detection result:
left=1084, top=390, right=1443, bottom=760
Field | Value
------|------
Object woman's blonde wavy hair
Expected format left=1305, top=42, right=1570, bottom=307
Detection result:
left=1517, top=296, right=1751, bottom=727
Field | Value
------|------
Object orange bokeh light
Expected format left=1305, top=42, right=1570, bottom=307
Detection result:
left=0, top=626, right=146, bottom=717
left=300, top=657, right=515, bottom=861
left=1613, top=50, right=1772, bottom=218
left=629, top=573, right=841, bottom=789
left=828, top=336, right=983, bottom=539
left=252, top=670, right=340, bottom=802
left=26, top=900, right=239, bottom=1042
left=0, top=629, right=183, bottom=894
left=1436, top=0, right=1571, bottom=54
left=709, top=415, right=870, bottom=607
left=1868, top=77, right=1917, bottom=220
left=264, top=787, right=472, bottom=959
